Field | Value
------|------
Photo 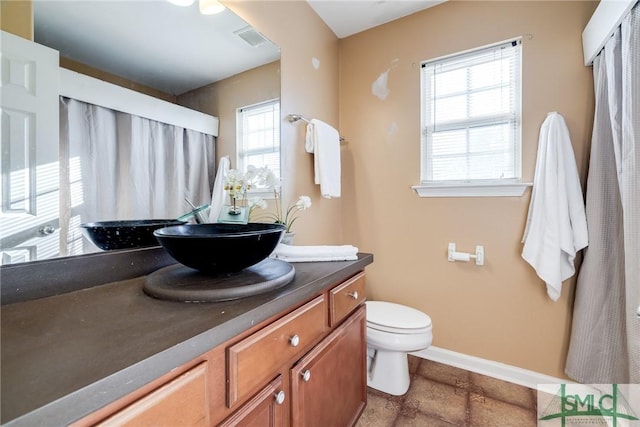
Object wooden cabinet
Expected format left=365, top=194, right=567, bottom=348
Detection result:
left=226, top=274, right=367, bottom=427
left=290, top=305, right=366, bottom=427
left=96, top=362, right=209, bottom=427
left=80, top=271, right=367, bottom=427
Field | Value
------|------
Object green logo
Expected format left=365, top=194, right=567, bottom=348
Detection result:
left=539, top=384, right=639, bottom=426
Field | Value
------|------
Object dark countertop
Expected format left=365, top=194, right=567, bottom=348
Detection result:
left=0, top=253, right=373, bottom=426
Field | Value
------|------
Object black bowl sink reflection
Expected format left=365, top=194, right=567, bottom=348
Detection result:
left=81, top=219, right=186, bottom=251
left=154, top=223, right=285, bottom=274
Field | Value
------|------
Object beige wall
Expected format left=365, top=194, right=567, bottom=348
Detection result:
left=177, top=60, right=281, bottom=164
left=1, top=0, right=32, bottom=40
left=223, top=1, right=342, bottom=245
left=339, top=1, right=597, bottom=378
left=229, top=1, right=598, bottom=378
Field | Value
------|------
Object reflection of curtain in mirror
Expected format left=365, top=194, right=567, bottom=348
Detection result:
left=59, top=97, right=215, bottom=255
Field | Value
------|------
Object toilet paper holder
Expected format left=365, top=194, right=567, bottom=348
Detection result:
left=448, top=243, right=484, bottom=266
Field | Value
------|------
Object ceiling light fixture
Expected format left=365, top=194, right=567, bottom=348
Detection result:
left=167, top=0, right=225, bottom=15
left=199, top=0, right=225, bottom=15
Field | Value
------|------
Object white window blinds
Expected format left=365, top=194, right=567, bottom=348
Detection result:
left=237, top=99, right=281, bottom=186
left=420, top=39, right=522, bottom=184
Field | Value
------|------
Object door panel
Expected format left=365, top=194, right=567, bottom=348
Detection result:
left=1, top=30, right=60, bottom=264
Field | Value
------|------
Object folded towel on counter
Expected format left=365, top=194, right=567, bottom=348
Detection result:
left=272, top=244, right=358, bottom=262
left=305, top=119, right=341, bottom=198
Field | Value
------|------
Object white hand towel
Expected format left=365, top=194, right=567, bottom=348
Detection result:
left=208, top=156, right=230, bottom=222
left=305, top=119, right=341, bottom=198
left=273, top=244, right=358, bottom=262
left=522, top=112, right=588, bottom=301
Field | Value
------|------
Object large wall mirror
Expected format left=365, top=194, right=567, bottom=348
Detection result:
left=0, top=1, right=281, bottom=266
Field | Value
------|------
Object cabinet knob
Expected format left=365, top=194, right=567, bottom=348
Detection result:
left=347, top=291, right=358, bottom=300
left=274, top=390, right=286, bottom=405
left=289, top=334, right=300, bottom=347
left=301, top=370, right=311, bottom=382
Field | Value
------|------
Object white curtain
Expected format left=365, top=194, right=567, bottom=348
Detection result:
left=59, top=97, right=214, bottom=254
left=565, top=3, right=639, bottom=384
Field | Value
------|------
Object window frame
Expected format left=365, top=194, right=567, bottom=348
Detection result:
left=414, top=39, right=531, bottom=197
left=236, top=98, right=281, bottom=199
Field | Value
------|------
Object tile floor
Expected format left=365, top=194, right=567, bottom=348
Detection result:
left=356, top=356, right=538, bottom=427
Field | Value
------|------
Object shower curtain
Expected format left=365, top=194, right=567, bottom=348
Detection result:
left=59, top=97, right=215, bottom=255
left=565, top=3, right=639, bottom=384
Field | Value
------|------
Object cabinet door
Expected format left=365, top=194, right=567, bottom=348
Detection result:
left=290, top=306, right=366, bottom=427
left=0, top=31, right=60, bottom=264
left=219, top=376, right=286, bottom=427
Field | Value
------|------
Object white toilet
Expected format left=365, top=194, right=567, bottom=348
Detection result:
left=366, top=301, right=433, bottom=396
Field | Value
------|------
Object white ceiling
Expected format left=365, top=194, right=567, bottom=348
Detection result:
left=307, top=0, right=446, bottom=39
left=33, top=1, right=443, bottom=96
left=34, top=1, right=280, bottom=95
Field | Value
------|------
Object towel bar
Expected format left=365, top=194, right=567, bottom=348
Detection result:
left=286, top=114, right=346, bottom=143
left=286, top=113, right=311, bottom=124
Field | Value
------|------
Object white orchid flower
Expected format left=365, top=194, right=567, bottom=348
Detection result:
left=296, top=196, right=312, bottom=210
left=249, top=197, right=267, bottom=210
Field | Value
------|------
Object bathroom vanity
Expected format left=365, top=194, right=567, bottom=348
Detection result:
left=0, top=249, right=372, bottom=426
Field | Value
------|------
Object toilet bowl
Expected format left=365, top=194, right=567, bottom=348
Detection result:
left=366, top=301, right=432, bottom=396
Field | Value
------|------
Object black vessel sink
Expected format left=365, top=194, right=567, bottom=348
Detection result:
left=154, top=223, right=285, bottom=274
left=81, top=219, right=186, bottom=250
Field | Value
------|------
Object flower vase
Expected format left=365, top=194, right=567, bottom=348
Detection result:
left=281, top=232, right=295, bottom=245
left=228, top=196, right=241, bottom=215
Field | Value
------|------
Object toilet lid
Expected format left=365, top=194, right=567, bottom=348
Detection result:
left=366, top=301, right=432, bottom=330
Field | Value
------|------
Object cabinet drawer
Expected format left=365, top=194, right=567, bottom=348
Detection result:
left=96, top=362, right=208, bottom=427
left=227, top=295, right=327, bottom=407
left=329, top=272, right=366, bottom=326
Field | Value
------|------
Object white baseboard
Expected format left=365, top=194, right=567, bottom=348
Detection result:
left=411, top=346, right=573, bottom=389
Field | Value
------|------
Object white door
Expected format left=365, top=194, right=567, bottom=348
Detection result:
left=0, top=30, right=59, bottom=265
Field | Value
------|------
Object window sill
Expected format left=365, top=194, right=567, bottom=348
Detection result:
left=411, top=182, right=533, bottom=198
left=246, top=189, right=277, bottom=200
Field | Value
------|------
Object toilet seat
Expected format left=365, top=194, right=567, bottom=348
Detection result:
left=366, top=301, right=432, bottom=334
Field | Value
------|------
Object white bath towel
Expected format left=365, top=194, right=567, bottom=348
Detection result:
left=273, top=243, right=358, bottom=262
left=305, top=119, right=341, bottom=198
left=522, top=112, right=588, bottom=301
left=208, top=156, right=230, bottom=222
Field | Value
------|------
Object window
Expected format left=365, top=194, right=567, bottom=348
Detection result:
left=416, top=39, right=527, bottom=197
left=236, top=99, right=281, bottom=193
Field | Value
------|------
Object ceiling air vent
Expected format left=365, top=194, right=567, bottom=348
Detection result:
left=234, top=26, right=268, bottom=48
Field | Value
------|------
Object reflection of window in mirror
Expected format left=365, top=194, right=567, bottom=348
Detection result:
left=236, top=99, right=281, bottom=196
